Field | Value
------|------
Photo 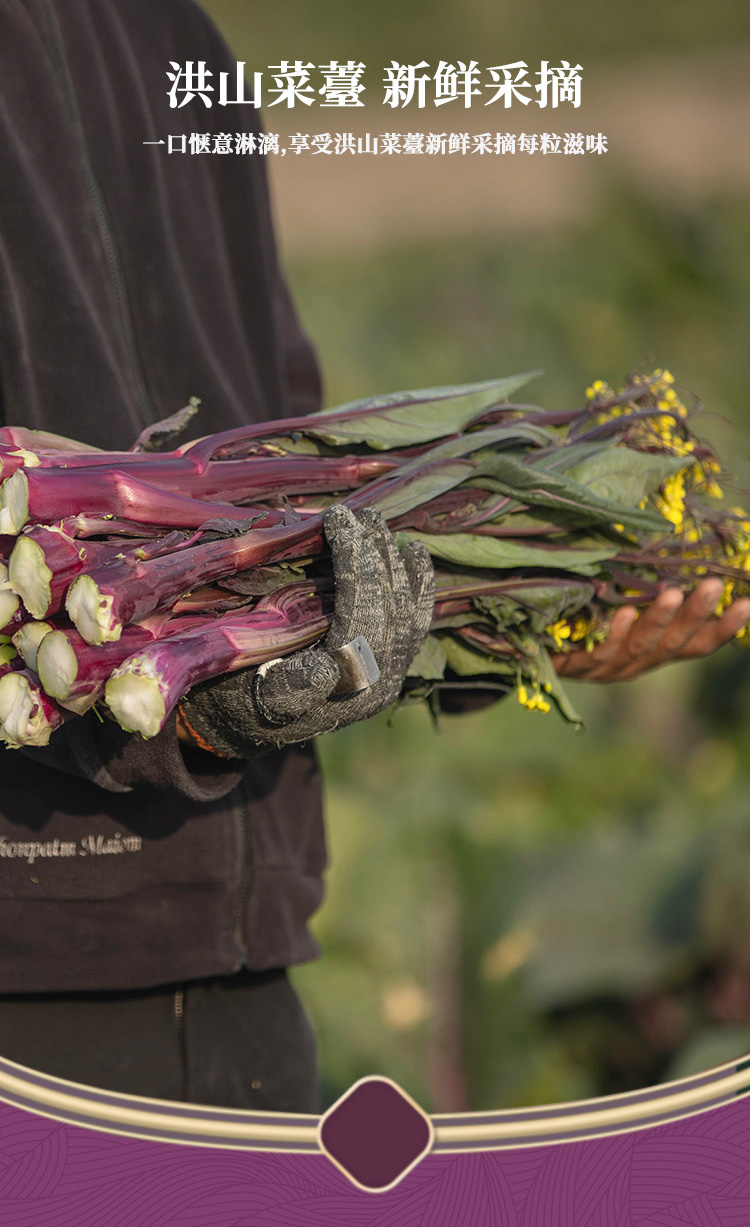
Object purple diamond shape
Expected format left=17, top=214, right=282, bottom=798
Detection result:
left=318, top=1076, right=433, bottom=1192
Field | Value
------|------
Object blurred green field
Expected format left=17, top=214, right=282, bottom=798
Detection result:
left=290, top=191, right=748, bottom=1111
left=204, top=0, right=746, bottom=70
left=201, top=1, right=749, bottom=1111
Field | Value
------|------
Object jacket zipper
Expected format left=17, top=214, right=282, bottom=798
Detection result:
left=39, top=1, right=158, bottom=426
left=173, top=988, right=188, bottom=1097
left=230, top=786, right=251, bottom=966
left=174, top=988, right=185, bottom=1040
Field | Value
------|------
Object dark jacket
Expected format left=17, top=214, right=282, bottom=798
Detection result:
left=0, top=0, right=327, bottom=991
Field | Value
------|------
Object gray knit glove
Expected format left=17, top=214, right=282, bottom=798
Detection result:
left=179, top=505, right=435, bottom=757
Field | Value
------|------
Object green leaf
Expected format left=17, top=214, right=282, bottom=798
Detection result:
left=405, top=531, right=618, bottom=574
left=484, top=508, right=622, bottom=534
left=507, top=630, right=584, bottom=727
left=470, top=596, right=528, bottom=630
left=432, top=611, right=497, bottom=629
left=309, top=373, right=541, bottom=449
left=439, top=635, right=517, bottom=679
left=562, top=446, right=687, bottom=506
left=532, top=441, right=609, bottom=471
left=536, top=649, right=583, bottom=727
left=264, top=435, right=327, bottom=456
left=433, top=568, right=506, bottom=595
left=366, top=420, right=559, bottom=521
left=370, top=461, right=476, bottom=519
left=406, top=635, right=448, bottom=679
left=399, top=422, right=558, bottom=471
left=476, top=580, right=594, bottom=635
left=474, top=452, right=671, bottom=533
left=484, top=510, right=595, bottom=533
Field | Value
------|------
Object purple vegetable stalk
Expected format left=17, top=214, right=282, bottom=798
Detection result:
left=0, top=667, right=69, bottom=747
left=105, top=582, right=333, bottom=738
left=11, top=621, right=54, bottom=671
left=36, top=611, right=218, bottom=713
left=0, top=443, right=181, bottom=481
left=8, top=528, right=140, bottom=619
left=0, top=453, right=397, bottom=526
left=55, top=516, right=196, bottom=540
left=0, top=561, right=21, bottom=634
left=0, top=656, right=21, bottom=681
left=66, top=516, right=326, bottom=644
left=0, top=468, right=286, bottom=535
left=64, top=453, right=479, bottom=644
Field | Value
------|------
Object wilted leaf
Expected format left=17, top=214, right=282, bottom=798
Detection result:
left=406, top=530, right=617, bottom=573
left=475, top=452, right=671, bottom=532
left=220, top=562, right=308, bottom=595
left=309, top=373, right=541, bottom=448
left=130, top=401, right=200, bottom=452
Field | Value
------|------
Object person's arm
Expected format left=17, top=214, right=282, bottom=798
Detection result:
left=433, top=579, right=748, bottom=717
left=551, top=580, right=749, bottom=682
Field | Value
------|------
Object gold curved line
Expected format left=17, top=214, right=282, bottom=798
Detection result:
left=431, top=1098, right=750, bottom=1153
left=0, top=1066, right=317, bottom=1144
left=431, top=1054, right=749, bottom=1119
left=435, top=1071, right=749, bottom=1143
left=0, top=1062, right=745, bottom=1149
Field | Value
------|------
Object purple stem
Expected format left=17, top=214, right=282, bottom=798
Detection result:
left=107, top=584, right=334, bottom=733
left=22, top=469, right=285, bottom=530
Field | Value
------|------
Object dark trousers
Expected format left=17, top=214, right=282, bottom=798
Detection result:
left=0, top=969, right=318, bottom=1112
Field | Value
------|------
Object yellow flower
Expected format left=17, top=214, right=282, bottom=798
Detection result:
left=655, top=471, right=686, bottom=530
left=570, top=616, right=591, bottom=642
left=586, top=378, right=607, bottom=401
left=546, top=619, right=572, bottom=650
left=517, top=684, right=551, bottom=714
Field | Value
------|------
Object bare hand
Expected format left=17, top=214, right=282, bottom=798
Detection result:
left=551, top=580, right=750, bottom=683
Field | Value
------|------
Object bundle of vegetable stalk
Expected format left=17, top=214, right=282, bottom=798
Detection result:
left=0, top=369, right=747, bottom=747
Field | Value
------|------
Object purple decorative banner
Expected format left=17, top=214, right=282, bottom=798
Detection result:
left=1, top=1094, right=748, bottom=1225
